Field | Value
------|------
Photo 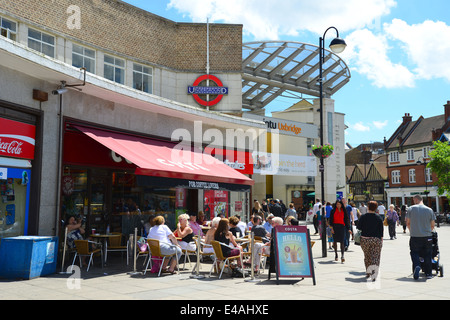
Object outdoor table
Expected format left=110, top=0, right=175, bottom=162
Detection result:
left=90, top=233, right=121, bottom=265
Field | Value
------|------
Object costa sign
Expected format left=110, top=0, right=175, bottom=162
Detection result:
left=188, top=74, right=228, bottom=107
left=0, top=118, right=35, bottom=160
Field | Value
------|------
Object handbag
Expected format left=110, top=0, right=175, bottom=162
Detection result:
left=383, top=216, right=388, bottom=226
left=354, top=229, right=362, bottom=245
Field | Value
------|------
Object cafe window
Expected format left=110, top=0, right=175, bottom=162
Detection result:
left=61, top=168, right=88, bottom=220
left=28, top=28, right=55, bottom=58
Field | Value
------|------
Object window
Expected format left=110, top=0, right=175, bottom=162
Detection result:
left=392, top=170, right=401, bottom=184
left=28, top=28, right=55, bottom=58
left=390, top=151, right=399, bottom=163
left=423, top=147, right=431, bottom=159
left=426, top=168, right=432, bottom=183
left=133, top=63, right=153, bottom=94
left=72, top=44, right=95, bottom=73
left=104, top=55, right=125, bottom=84
left=0, top=17, right=16, bottom=41
left=407, top=149, right=414, bottom=161
left=409, top=169, right=416, bottom=183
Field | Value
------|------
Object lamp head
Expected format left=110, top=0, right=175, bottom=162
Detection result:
left=329, top=37, right=347, bottom=54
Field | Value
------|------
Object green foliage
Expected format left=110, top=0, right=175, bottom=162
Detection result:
left=428, top=141, right=450, bottom=196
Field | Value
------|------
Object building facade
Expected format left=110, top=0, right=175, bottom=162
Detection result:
left=385, top=103, right=450, bottom=212
left=0, top=0, right=265, bottom=239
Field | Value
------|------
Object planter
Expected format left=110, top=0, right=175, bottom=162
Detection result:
left=312, top=145, right=334, bottom=159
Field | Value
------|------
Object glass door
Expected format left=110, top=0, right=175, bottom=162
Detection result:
left=89, top=169, right=110, bottom=234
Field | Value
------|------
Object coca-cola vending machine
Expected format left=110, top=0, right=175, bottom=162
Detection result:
left=0, top=117, right=35, bottom=238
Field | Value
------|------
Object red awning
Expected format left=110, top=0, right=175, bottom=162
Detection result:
left=73, top=125, right=254, bottom=186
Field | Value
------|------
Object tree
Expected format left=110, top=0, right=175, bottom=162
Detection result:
left=428, top=141, right=450, bottom=197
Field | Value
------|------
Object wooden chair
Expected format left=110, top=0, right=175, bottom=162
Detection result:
left=144, top=238, right=179, bottom=277
left=106, top=233, right=129, bottom=265
left=209, top=240, right=244, bottom=279
left=71, top=240, right=103, bottom=272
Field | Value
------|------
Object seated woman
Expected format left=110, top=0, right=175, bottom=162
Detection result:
left=214, top=218, right=244, bottom=275
left=203, top=217, right=221, bottom=254
left=147, top=215, right=182, bottom=274
left=173, top=213, right=196, bottom=252
left=65, top=216, right=85, bottom=250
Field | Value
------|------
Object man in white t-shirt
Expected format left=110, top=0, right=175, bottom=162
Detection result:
left=377, top=203, right=386, bottom=220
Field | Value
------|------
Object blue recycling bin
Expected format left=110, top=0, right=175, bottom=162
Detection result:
left=0, top=236, right=59, bottom=280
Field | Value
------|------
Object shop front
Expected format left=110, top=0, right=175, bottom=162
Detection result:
left=0, top=117, right=35, bottom=239
left=61, top=122, right=253, bottom=235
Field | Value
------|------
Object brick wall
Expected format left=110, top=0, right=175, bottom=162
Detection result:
left=0, top=0, right=242, bottom=72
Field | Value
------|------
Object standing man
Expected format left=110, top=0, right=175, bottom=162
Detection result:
left=312, top=199, right=322, bottom=235
left=341, top=198, right=353, bottom=250
left=271, top=199, right=283, bottom=218
left=377, top=202, right=386, bottom=221
left=406, top=195, right=435, bottom=280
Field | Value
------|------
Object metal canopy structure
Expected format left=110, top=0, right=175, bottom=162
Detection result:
left=242, top=41, right=351, bottom=111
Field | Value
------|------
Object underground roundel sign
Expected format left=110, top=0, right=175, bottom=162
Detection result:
left=188, top=74, right=228, bottom=107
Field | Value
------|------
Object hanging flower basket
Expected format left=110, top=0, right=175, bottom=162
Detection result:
left=311, top=144, right=334, bottom=159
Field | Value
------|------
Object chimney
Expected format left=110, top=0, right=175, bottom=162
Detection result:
left=402, top=113, right=412, bottom=124
left=445, top=101, right=450, bottom=123
left=432, top=128, right=443, bottom=141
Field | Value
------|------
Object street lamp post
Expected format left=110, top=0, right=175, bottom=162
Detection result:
left=319, top=27, right=347, bottom=258
left=417, top=156, right=429, bottom=204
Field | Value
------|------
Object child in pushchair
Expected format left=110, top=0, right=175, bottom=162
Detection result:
left=420, top=231, right=443, bottom=277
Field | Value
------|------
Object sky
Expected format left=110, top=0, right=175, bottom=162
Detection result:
left=123, top=0, right=450, bottom=148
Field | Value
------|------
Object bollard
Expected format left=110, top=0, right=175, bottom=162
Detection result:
left=127, top=228, right=141, bottom=276
left=190, top=230, right=205, bottom=279
left=59, top=227, right=72, bottom=274
left=245, top=231, right=261, bottom=283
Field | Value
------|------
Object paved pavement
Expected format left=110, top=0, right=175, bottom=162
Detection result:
left=1, top=222, right=449, bottom=302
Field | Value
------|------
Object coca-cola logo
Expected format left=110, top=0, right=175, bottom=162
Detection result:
left=0, top=139, right=24, bottom=155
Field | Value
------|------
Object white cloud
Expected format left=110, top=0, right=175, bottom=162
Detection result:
left=384, top=19, right=450, bottom=82
left=340, top=29, right=415, bottom=88
left=168, top=0, right=397, bottom=39
left=352, top=122, right=371, bottom=132
left=373, top=120, right=388, bottom=129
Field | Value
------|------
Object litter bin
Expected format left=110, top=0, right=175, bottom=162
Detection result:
left=0, top=236, right=59, bottom=280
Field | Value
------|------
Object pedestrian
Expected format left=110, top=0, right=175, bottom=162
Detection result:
left=400, top=205, right=407, bottom=233
left=271, top=199, right=283, bottom=218
left=377, top=202, right=386, bottom=221
left=406, top=195, right=436, bottom=280
left=313, top=199, right=321, bottom=235
left=386, top=204, right=399, bottom=240
left=341, top=198, right=353, bottom=250
left=357, top=201, right=384, bottom=281
left=359, top=202, right=368, bottom=215
left=328, top=200, right=351, bottom=263
left=350, top=201, right=360, bottom=240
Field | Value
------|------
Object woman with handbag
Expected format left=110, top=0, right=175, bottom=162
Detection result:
left=328, top=200, right=351, bottom=263
left=357, top=201, right=384, bottom=281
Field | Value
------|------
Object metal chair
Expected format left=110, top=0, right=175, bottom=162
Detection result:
left=144, top=238, right=179, bottom=277
left=71, top=240, right=103, bottom=272
left=209, top=240, right=245, bottom=279
left=106, top=233, right=129, bottom=265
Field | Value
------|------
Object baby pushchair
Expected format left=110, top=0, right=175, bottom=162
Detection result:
left=420, top=231, right=444, bottom=277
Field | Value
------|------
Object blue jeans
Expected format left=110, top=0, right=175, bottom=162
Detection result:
left=410, top=237, right=433, bottom=276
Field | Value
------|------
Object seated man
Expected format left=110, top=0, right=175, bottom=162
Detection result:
left=251, top=217, right=283, bottom=271
left=251, top=215, right=270, bottom=243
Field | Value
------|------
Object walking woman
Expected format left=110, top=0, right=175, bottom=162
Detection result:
left=357, top=201, right=384, bottom=281
left=328, top=200, right=351, bottom=263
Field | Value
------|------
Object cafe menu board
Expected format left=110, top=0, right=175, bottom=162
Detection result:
left=270, top=225, right=316, bottom=285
